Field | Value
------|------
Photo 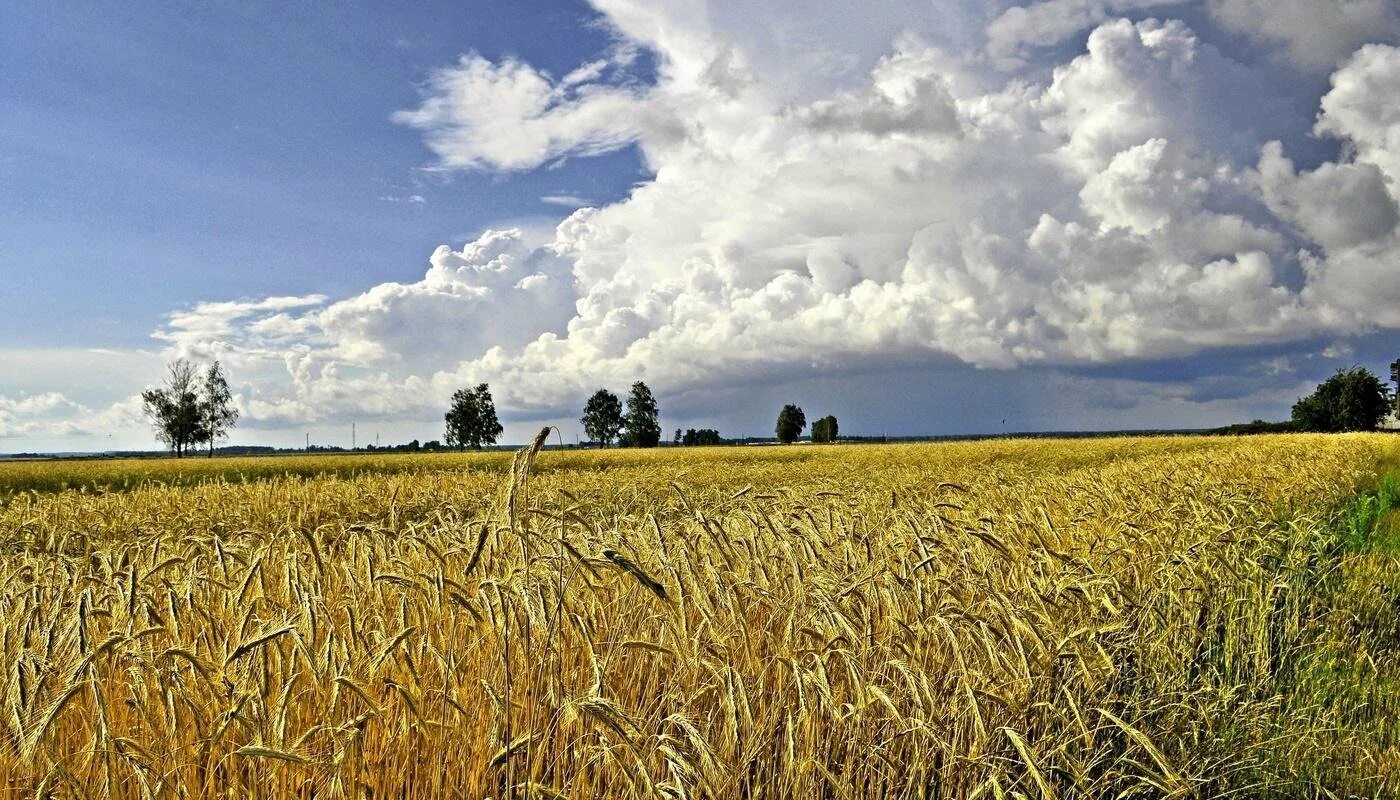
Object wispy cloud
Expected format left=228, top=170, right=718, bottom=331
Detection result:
left=540, top=194, right=593, bottom=207
left=392, top=50, right=654, bottom=171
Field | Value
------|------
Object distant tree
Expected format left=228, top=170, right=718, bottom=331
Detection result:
left=1212, top=419, right=1296, bottom=436
left=473, top=385, right=504, bottom=447
left=142, top=359, right=204, bottom=457
left=199, top=361, right=239, bottom=458
left=1292, top=367, right=1392, bottom=432
left=682, top=428, right=722, bottom=446
left=582, top=389, right=625, bottom=447
left=812, top=415, right=839, bottom=443
left=674, top=428, right=682, bottom=446
left=445, top=383, right=504, bottom=450
left=775, top=404, right=806, bottom=444
left=408, top=439, right=421, bottom=452
left=622, top=381, right=662, bottom=447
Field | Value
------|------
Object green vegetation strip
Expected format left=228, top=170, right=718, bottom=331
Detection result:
left=1249, top=465, right=1400, bottom=795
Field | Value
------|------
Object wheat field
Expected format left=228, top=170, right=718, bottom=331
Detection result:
left=1, top=434, right=1398, bottom=798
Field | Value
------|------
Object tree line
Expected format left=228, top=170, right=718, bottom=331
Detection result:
left=676, top=428, right=721, bottom=446
left=446, top=380, right=842, bottom=450
left=137, top=358, right=1400, bottom=455
left=143, top=359, right=845, bottom=456
left=445, top=381, right=669, bottom=450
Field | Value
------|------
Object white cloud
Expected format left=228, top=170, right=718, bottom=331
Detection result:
left=100, top=13, right=1400, bottom=434
left=146, top=229, right=574, bottom=424
left=391, top=51, right=658, bottom=171
left=0, top=392, right=80, bottom=417
left=540, top=194, right=595, bottom=207
left=1037, top=19, right=1299, bottom=173
left=1207, top=0, right=1400, bottom=70
left=1315, top=44, right=1400, bottom=182
left=1265, top=45, right=1400, bottom=326
left=157, top=295, right=327, bottom=355
left=985, top=0, right=1400, bottom=72
left=985, top=0, right=1183, bottom=64
left=0, top=392, right=144, bottom=443
left=800, top=41, right=962, bottom=136
left=1257, top=141, right=1398, bottom=252
left=1320, top=341, right=1355, bottom=360
left=316, top=229, right=573, bottom=369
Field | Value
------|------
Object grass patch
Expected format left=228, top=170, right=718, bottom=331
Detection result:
left=1247, top=465, right=1400, bottom=796
left=1340, top=471, right=1400, bottom=552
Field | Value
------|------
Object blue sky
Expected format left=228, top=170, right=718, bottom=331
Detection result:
left=3, top=0, right=1399, bottom=451
left=1, top=0, right=643, bottom=347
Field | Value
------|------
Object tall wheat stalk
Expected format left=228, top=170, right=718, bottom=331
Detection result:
left=0, top=434, right=1393, bottom=797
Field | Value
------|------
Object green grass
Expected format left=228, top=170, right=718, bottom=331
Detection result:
left=1340, top=471, right=1400, bottom=552
left=1246, top=466, right=1400, bottom=796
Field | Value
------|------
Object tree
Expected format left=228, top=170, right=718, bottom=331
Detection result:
left=775, top=404, right=806, bottom=444
left=682, top=428, right=722, bottom=446
left=444, top=383, right=504, bottom=450
left=582, top=389, right=625, bottom=447
left=142, top=359, right=203, bottom=457
left=674, top=428, right=682, bottom=446
left=200, top=361, right=239, bottom=458
left=1291, top=367, right=1392, bottom=432
left=622, top=381, right=662, bottom=447
left=812, top=415, right=839, bottom=443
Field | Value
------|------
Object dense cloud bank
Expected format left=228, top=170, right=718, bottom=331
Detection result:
left=15, top=1, right=1400, bottom=442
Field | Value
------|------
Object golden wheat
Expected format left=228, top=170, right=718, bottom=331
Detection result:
left=0, top=434, right=1396, bottom=797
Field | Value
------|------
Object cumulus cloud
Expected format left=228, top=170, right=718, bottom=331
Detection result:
left=987, top=0, right=1400, bottom=71
left=138, top=7, right=1400, bottom=432
left=1315, top=44, right=1400, bottom=181
left=985, top=0, right=1183, bottom=64
left=0, top=392, right=144, bottom=442
left=1038, top=18, right=1300, bottom=172
left=152, top=229, right=574, bottom=423
left=1264, top=45, right=1400, bottom=326
left=1207, top=0, right=1400, bottom=70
